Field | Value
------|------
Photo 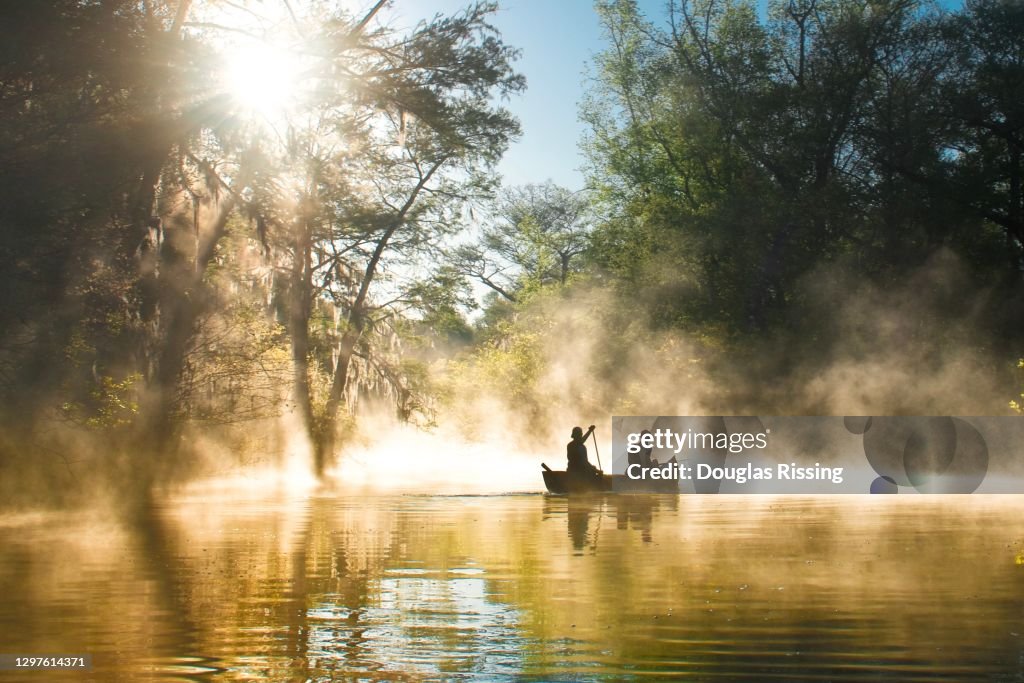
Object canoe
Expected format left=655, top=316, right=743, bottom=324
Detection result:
left=542, top=467, right=613, bottom=494
left=541, top=464, right=679, bottom=494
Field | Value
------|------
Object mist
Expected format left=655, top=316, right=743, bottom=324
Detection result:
left=435, top=249, right=1017, bottom=474
left=1, top=0, right=1023, bottom=510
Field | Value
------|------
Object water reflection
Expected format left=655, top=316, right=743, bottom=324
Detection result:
left=565, top=498, right=599, bottom=552
left=544, top=495, right=679, bottom=550
left=1, top=494, right=1023, bottom=680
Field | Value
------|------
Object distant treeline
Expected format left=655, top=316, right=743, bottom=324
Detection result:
left=453, top=0, right=1024, bottom=429
left=581, top=0, right=1023, bottom=331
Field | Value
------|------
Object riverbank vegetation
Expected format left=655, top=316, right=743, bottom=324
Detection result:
left=1, top=0, right=1022, bottom=504
left=449, top=0, right=1024, bottom=442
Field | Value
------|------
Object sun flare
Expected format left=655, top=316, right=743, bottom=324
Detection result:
left=222, top=41, right=304, bottom=121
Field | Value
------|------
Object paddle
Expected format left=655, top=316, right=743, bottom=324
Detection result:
left=589, top=425, right=602, bottom=472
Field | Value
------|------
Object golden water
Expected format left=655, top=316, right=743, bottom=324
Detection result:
left=2, top=494, right=1024, bottom=681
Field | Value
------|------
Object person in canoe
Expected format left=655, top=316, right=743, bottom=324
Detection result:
left=567, top=425, right=600, bottom=477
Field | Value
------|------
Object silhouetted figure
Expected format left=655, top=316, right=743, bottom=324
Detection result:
left=567, top=499, right=594, bottom=552
left=567, top=425, right=599, bottom=477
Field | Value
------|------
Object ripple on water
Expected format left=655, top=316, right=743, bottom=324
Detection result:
left=1, top=495, right=1024, bottom=681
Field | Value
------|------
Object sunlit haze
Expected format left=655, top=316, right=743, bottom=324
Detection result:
left=1, top=0, right=1021, bottom=677
left=222, top=41, right=304, bottom=122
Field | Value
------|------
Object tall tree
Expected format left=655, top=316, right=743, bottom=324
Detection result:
left=451, top=182, right=593, bottom=303
left=940, top=0, right=1024, bottom=276
left=582, top=0, right=972, bottom=332
left=0, top=1, right=523, bottom=492
left=241, top=2, right=523, bottom=475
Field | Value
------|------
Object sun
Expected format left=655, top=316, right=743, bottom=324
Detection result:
left=222, top=41, right=305, bottom=122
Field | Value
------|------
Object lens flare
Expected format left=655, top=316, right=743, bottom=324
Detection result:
left=222, top=41, right=304, bottom=122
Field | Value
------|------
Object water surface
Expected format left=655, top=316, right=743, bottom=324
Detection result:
left=2, top=494, right=1024, bottom=681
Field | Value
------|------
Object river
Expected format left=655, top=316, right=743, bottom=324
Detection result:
left=2, top=493, right=1023, bottom=681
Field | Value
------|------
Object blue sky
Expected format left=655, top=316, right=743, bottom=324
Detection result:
left=395, top=0, right=963, bottom=192
left=394, top=0, right=622, bottom=189
left=466, top=0, right=632, bottom=190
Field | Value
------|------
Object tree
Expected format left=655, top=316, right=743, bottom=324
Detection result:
left=451, top=181, right=593, bottom=304
left=0, top=0, right=226, bottom=482
left=0, top=0, right=524, bottom=494
left=940, top=0, right=1024, bottom=276
left=582, top=0, right=974, bottom=332
left=237, top=2, right=523, bottom=475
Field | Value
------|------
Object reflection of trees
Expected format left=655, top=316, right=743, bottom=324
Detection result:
left=5, top=496, right=1024, bottom=679
left=127, top=504, right=203, bottom=667
left=545, top=494, right=680, bottom=550
left=614, top=495, right=678, bottom=544
left=528, top=496, right=1024, bottom=677
left=146, top=496, right=532, bottom=679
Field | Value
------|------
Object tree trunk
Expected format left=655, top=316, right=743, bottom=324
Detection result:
left=287, top=219, right=318, bottom=472
left=308, top=161, right=445, bottom=476
left=136, top=193, right=237, bottom=486
left=315, top=326, right=361, bottom=476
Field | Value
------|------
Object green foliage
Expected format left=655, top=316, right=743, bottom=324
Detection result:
left=404, top=267, right=477, bottom=348
left=5, top=0, right=1024, bottom=489
left=61, top=373, right=141, bottom=431
left=0, top=0, right=525, bottom=483
left=448, top=0, right=1024, bottom=427
left=468, top=323, right=547, bottom=403
left=179, top=302, right=292, bottom=425
left=582, top=0, right=1022, bottom=338
left=448, top=181, right=594, bottom=305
